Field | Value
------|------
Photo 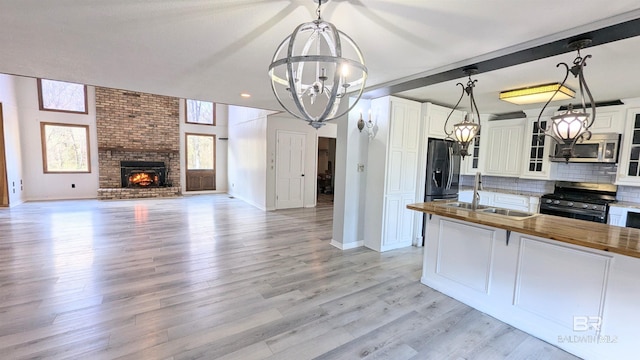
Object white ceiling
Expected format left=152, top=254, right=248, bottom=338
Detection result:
left=1, top=0, right=639, bottom=115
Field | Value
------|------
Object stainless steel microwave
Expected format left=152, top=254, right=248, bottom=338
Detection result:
left=550, top=133, right=621, bottom=163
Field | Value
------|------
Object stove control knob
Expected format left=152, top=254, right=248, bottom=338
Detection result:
left=583, top=204, right=589, bottom=209
left=592, top=205, right=599, bottom=210
left=553, top=200, right=561, bottom=205
left=567, top=202, right=574, bottom=207
left=545, top=199, right=552, bottom=204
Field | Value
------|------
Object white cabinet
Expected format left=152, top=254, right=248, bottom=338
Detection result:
left=365, top=96, right=421, bottom=252
left=422, top=216, right=635, bottom=360
left=616, top=108, right=640, bottom=186
left=520, top=116, right=557, bottom=180
left=608, top=206, right=627, bottom=226
left=460, top=130, right=482, bottom=175
left=607, top=205, right=640, bottom=227
left=589, top=106, right=624, bottom=134
left=482, top=118, right=526, bottom=177
left=422, top=102, right=464, bottom=140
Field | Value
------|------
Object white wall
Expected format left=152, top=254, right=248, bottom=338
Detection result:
left=0, top=74, right=25, bottom=206
left=265, top=114, right=337, bottom=210
left=15, top=77, right=99, bottom=201
left=227, top=105, right=272, bottom=210
left=331, top=99, right=370, bottom=250
left=180, top=101, right=229, bottom=194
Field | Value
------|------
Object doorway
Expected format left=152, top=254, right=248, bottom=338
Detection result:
left=276, top=130, right=306, bottom=209
left=185, top=133, right=216, bottom=191
left=0, top=103, right=8, bottom=207
left=317, top=137, right=336, bottom=206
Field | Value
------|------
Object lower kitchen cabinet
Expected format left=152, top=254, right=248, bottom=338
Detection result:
left=423, top=215, right=639, bottom=360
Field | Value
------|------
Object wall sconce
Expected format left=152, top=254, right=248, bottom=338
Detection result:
left=536, top=39, right=596, bottom=162
left=499, top=83, right=575, bottom=105
left=357, top=110, right=376, bottom=140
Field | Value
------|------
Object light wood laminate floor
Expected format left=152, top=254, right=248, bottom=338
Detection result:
left=0, top=195, right=579, bottom=360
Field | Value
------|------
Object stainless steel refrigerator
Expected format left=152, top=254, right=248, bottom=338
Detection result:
left=424, top=138, right=461, bottom=202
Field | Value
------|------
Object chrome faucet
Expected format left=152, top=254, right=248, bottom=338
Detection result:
left=471, top=172, right=482, bottom=210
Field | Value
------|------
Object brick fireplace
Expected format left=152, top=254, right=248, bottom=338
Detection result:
left=96, top=88, right=181, bottom=199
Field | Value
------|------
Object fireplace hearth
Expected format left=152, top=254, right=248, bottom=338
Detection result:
left=120, top=161, right=167, bottom=188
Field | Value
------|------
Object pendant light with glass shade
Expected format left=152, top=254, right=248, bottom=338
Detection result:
left=536, top=39, right=596, bottom=162
left=443, top=67, right=482, bottom=159
left=268, top=0, right=368, bottom=129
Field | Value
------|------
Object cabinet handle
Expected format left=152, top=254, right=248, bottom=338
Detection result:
left=506, top=230, right=511, bottom=246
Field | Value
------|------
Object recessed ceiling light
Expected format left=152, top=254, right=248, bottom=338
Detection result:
left=240, top=93, right=251, bottom=98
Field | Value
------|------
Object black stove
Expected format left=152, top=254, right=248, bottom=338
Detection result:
left=540, top=182, right=617, bottom=223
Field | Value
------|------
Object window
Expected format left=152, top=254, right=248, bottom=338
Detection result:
left=185, top=134, right=216, bottom=191
left=41, top=122, right=91, bottom=173
left=186, top=99, right=215, bottom=125
left=37, top=79, right=88, bottom=114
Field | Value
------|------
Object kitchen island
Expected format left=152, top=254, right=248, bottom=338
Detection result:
left=408, top=202, right=640, bottom=360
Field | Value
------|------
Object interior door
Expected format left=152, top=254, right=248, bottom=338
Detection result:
left=276, top=131, right=305, bottom=209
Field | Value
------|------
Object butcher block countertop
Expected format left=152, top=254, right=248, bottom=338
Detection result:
left=408, top=202, right=640, bottom=259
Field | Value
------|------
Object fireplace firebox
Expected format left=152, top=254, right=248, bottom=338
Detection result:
left=120, top=161, right=167, bottom=188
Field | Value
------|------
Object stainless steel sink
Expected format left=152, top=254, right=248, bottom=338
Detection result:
left=437, top=202, right=539, bottom=220
left=439, top=202, right=490, bottom=210
left=479, top=207, right=540, bottom=220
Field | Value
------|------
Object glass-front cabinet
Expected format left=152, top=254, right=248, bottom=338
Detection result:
left=520, top=116, right=557, bottom=180
left=616, top=109, right=640, bottom=185
left=460, top=129, right=481, bottom=175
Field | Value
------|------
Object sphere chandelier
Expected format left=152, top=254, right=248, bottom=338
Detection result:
left=268, top=0, right=368, bottom=129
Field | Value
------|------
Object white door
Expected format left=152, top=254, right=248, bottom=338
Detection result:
left=276, top=131, right=305, bottom=209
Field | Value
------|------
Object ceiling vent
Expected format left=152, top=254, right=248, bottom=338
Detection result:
left=489, top=111, right=527, bottom=121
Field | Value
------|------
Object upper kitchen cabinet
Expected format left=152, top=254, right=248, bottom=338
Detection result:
left=616, top=108, right=640, bottom=186
left=520, top=116, right=557, bottom=180
left=423, top=102, right=464, bottom=139
left=460, top=130, right=482, bottom=175
left=482, top=118, right=526, bottom=177
left=587, top=106, right=625, bottom=134
left=365, top=96, right=421, bottom=252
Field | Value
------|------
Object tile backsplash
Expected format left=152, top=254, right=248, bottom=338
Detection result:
left=554, top=163, right=617, bottom=183
left=460, top=163, right=640, bottom=204
left=460, top=175, right=552, bottom=195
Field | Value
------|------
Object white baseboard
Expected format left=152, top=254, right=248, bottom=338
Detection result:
left=330, top=239, right=364, bottom=250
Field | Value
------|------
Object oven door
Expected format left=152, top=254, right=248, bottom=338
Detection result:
left=539, top=204, right=607, bottom=223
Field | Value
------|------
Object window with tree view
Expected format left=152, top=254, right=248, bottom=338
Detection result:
left=41, top=123, right=91, bottom=173
left=38, top=79, right=88, bottom=114
left=186, top=99, right=215, bottom=125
